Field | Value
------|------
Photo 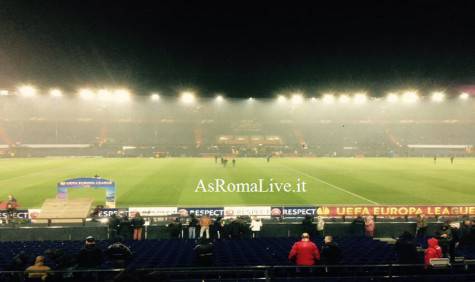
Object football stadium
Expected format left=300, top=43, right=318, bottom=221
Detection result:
left=2, top=2, right=475, bottom=282
left=1, top=90, right=475, bottom=208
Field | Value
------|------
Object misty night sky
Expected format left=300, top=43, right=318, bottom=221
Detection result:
left=1, top=0, right=475, bottom=97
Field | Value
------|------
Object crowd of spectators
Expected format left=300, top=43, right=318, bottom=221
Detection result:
left=7, top=236, right=131, bottom=282
left=167, top=214, right=254, bottom=240
left=107, top=213, right=145, bottom=241
left=3, top=212, right=475, bottom=281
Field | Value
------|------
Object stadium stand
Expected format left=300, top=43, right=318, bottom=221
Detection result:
left=1, top=237, right=475, bottom=281
left=1, top=98, right=474, bottom=157
left=0, top=237, right=397, bottom=269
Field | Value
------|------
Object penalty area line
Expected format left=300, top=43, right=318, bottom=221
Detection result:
left=283, top=165, right=380, bottom=205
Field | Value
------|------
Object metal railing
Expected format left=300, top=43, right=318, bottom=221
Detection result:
left=2, top=262, right=475, bottom=282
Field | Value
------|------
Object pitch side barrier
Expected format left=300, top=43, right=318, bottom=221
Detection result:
left=3, top=205, right=475, bottom=223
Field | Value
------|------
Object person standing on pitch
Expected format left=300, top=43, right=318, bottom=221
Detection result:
left=232, top=158, right=236, bottom=167
left=199, top=215, right=211, bottom=239
left=131, top=212, right=145, bottom=240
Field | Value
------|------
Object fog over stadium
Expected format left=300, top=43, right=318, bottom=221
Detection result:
left=1, top=86, right=474, bottom=158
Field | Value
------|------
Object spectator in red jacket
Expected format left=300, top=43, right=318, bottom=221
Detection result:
left=288, top=233, right=320, bottom=266
left=424, top=237, right=442, bottom=268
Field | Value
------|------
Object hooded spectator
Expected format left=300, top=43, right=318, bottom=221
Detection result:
left=193, top=238, right=214, bottom=267
left=131, top=212, right=145, bottom=240
left=25, top=256, right=51, bottom=281
left=288, top=233, right=320, bottom=266
left=105, top=237, right=133, bottom=268
left=320, top=235, right=342, bottom=265
left=365, top=216, right=375, bottom=237
left=395, top=231, right=418, bottom=264
left=77, top=236, right=103, bottom=269
left=424, top=237, right=442, bottom=268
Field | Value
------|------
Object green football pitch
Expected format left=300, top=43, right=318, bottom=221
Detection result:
left=1, top=157, right=474, bottom=208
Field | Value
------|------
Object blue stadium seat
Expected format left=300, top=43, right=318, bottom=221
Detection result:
left=0, top=237, right=398, bottom=270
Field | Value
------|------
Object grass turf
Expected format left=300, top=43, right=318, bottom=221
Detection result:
left=0, top=157, right=474, bottom=208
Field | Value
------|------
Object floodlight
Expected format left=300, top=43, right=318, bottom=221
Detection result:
left=386, top=93, right=399, bottom=103
left=150, top=93, right=160, bottom=101
left=459, top=92, right=470, bottom=100
left=0, top=90, right=9, bottom=96
left=248, top=97, right=254, bottom=101
left=78, top=88, right=95, bottom=100
left=113, top=89, right=131, bottom=102
left=353, top=93, right=368, bottom=104
left=17, top=85, right=37, bottom=97
left=402, top=91, right=419, bottom=104
left=277, top=95, right=287, bottom=103
left=215, top=95, right=224, bottom=102
left=322, top=94, right=335, bottom=104
left=338, top=94, right=350, bottom=104
left=310, top=97, right=317, bottom=102
left=290, top=93, right=304, bottom=105
left=180, top=91, right=196, bottom=104
left=431, top=91, right=445, bottom=103
left=49, top=88, right=63, bottom=98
